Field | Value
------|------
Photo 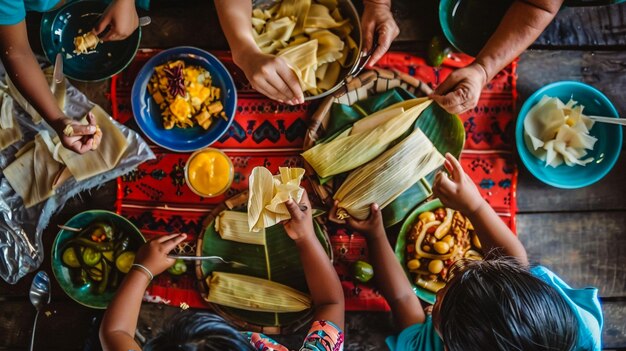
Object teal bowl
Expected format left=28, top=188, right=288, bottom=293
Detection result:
left=394, top=199, right=444, bottom=304
left=516, top=81, right=622, bottom=189
left=51, top=210, right=145, bottom=309
left=439, top=0, right=512, bottom=57
left=40, top=0, right=141, bottom=82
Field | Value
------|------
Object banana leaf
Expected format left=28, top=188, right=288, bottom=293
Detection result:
left=382, top=103, right=465, bottom=227
left=200, top=212, right=330, bottom=327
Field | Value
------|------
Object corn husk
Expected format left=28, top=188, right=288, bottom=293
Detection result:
left=276, top=0, right=311, bottom=35
left=278, top=40, right=319, bottom=92
left=0, top=91, right=22, bottom=151
left=4, top=131, right=62, bottom=207
left=248, top=166, right=305, bottom=232
left=205, top=271, right=311, bottom=313
left=302, top=98, right=432, bottom=178
left=334, top=128, right=445, bottom=220
left=57, top=105, right=128, bottom=181
left=215, top=210, right=266, bottom=245
left=6, top=66, right=66, bottom=124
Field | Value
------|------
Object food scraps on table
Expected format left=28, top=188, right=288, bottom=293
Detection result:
left=406, top=206, right=483, bottom=293
left=524, top=95, right=597, bottom=168
left=252, top=0, right=358, bottom=96
left=60, top=221, right=137, bottom=295
left=148, top=60, right=224, bottom=130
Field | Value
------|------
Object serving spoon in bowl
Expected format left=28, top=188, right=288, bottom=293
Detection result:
left=29, top=271, right=51, bottom=351
left=587, top=115, right=626, bottom=126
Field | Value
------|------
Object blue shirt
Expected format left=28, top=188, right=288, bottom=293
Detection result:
left=0, top=0, right=150, bottom=26
left=386, top=266, right=603, bottom=351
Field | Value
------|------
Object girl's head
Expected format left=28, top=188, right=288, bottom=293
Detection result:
left=432, top=257, right=579, bottom=351
left=143, top=311, right=255, bottom=351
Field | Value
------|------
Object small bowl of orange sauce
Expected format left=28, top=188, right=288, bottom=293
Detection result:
left=185, top=148, right=233, bottom=197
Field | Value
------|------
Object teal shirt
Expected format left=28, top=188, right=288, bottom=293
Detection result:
left=386, top=266, right=603, bottom=351
left=0, top=0, right=150, bottom=26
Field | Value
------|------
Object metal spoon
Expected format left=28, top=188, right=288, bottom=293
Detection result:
left=586, top=115, right=626, bottom=126
left=139, top=16, right=151, bottom=27
left=29, top=271, right=51, bottom=351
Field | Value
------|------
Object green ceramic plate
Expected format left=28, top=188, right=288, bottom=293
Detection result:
left=394, top=199, right=444, bottom=304
left=40, top=0, right=141, bottom=81
left=200, top=212, right=331, bottom=327
left=51, top=210, right=145, bottom=309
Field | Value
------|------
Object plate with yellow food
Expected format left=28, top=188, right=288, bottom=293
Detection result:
left=40, top=0, right=141, bottom=81
left=131, top=47, right=237, bottom=152
left=395, top=199, right=483, bottom=304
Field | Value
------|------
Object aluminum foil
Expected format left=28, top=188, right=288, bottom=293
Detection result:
left=0, top=62, right=155, bottom=284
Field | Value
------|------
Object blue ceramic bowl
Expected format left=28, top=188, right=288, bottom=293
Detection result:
left=51, top=210, right=145, bottom=309
left=131, top=47, right=237, bottom=152
left=516, top=81, right=622, bottom=189
left=40, top=0, right=141, bottom=82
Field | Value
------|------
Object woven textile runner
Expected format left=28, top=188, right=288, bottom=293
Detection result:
left=112, top=50, right=517, bottom=312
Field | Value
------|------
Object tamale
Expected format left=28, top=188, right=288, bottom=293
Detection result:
left=276, top=0, right=311, bottom=35
left=304, top=4, right=349, bottom=29
left=334, top=128, right=445, bottom=220
left=301, top=98, right=432, bottom=178
left=216, top=210, right=266, bottom=245
left=278, top=40, right=319, bottom=92
left=248, top=166, right=305, bottom=232
left=253, top=16, right=295, bottom=48
left=57, top=105, right=128, bottom=181
left=205, top=271, right=311, bottom=313
left=309, top=30, right=344, bottom=65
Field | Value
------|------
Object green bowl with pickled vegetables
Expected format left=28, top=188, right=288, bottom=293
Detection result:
left=51, top=210, right=145, bottom=309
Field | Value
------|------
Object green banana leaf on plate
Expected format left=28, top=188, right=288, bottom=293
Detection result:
left=314, top=87, right=465, bottom=227
left=200, top=212, right=331, bottom=328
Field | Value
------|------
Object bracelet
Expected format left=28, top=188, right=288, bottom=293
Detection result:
left=131, top=263, right=154, bottom=281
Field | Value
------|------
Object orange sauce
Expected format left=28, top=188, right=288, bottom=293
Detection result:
left=187, top=149, right=232, bottom=196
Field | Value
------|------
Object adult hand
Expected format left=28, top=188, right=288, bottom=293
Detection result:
left=134, top=233, right=188, bottom=276
left=92, top=0, right=139, bottom=42
left=330, top=201, right=386, bottom=241
left=234, top=50, right=304, bottom=105
left=53, top=114, right=98, bottom=154
left=283, top=190, right=315, bottom=241
left=432, top=153, right=485, bottom=215
left=430, top=62, right=488, bottom=114
left=362, top=0, right=399, bottom=67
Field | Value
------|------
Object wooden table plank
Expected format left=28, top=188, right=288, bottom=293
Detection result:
left=518, top=212, right=626, bottom=297
left=533, top=3, right=626, bottom=49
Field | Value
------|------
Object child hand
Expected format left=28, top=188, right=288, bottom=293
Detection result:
left=362, top=0, right=399, bottom=67
left=234, top=50, right=304, bottom=105
left=332, top=201, right=386, bottom=241
left=283, top=190, right=315, bottom=242
left=53, top=114, right=98, bottom=154
left=134, top=233, right=187, bottom=276
left=92, top=0, right=139, bottom=42
left=433, top=153, right=485, bottom=215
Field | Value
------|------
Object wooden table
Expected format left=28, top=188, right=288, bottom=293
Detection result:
left=1, top=1, right=625, bottom=349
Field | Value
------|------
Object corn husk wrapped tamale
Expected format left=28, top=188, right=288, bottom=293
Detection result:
left=302, top=98, right=432, bottom=178
left=215, top=210, right=266, bottom=245
left=248, top=166, right=305, bottom=232
left=334, top=128, right=445, bottom=220
left=205, top=271, right=311, bottom=313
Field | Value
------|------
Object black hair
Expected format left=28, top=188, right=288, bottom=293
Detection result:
left=143, top=311, right=255, bottom=351
left=438, top=257, right=580, bottom=351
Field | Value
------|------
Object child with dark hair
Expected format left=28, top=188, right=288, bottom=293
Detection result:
left=332, top=153, right=603, bottom=351
left=100, top=190, right=344, bottom=351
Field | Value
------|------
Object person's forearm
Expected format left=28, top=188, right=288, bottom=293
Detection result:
left=475, top=0, right=563, bottom=81
left=367, top=230, right=425, bottom=328
left=296, top=233, right=344, bottom=309
left=99, top=270, right=148, bottom=350
left=214, top=0, right=259, bottom=64
left=466, top=200, right=528, bottom=265
left=0, top=23, right=65, bottom=130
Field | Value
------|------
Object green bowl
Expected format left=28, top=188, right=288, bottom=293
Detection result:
left=40, top=0, right=141, bottom=81
left=394, top=199, right=444, bottom=304
left=51, top=210, right=145, bottom=309
left=439, top=0, right=513, bottom=57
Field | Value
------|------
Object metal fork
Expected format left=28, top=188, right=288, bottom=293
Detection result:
left=167, top=255, right=248, bottom=268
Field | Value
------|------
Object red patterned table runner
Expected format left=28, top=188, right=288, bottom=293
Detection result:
left=111, top=50, right=517, bottom=312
